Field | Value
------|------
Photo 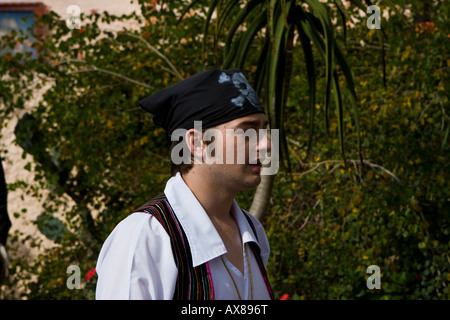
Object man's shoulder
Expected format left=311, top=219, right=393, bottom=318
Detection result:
left=240, top=209, right=269, bottom=245
left=109, top=193, right=171, bottom=240
left=111, top=211, right=153, bottom=236
left=99, top=211, right=170, bottom=259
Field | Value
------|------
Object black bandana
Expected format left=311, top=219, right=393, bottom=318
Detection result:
left=138, top=68, right=264, bottom=139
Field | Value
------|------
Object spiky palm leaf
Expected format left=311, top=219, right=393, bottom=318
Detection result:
left=180, top=0, right=388, bottom=218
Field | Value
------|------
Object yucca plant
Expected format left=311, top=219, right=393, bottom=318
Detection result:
left=179, top=0, right=395, bottom=219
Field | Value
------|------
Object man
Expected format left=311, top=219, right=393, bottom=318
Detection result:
left=95, top=68, right=274, bottom=300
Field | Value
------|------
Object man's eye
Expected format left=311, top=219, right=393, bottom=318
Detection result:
left=234, top=128, right=247, bottom=134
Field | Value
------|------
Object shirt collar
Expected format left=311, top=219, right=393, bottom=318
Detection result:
left=164, top=172, right=260, bottom=267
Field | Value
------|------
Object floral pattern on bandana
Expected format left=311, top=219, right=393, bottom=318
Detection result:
left=218, top=72, right=263, bottom=111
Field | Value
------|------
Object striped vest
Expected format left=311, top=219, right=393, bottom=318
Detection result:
left=135, top=194, right=274, bottom=300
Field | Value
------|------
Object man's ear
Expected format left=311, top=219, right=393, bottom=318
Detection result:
left=185, top=128, right=204, bottom=164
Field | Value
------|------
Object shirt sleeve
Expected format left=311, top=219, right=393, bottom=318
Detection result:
left=95, top=212, right=178, bottom=300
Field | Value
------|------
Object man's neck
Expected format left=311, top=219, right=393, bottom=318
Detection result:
left=181, top=169, right=236, bottom=222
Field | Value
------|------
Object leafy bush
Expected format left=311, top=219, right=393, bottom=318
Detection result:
left=1, top=1, right=448, bottom=300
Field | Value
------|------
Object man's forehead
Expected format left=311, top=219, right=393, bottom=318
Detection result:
left=139, top=69, right=266, bottom=139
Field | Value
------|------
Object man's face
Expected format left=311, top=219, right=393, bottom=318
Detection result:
left=203, top=113, right=271, bottom=192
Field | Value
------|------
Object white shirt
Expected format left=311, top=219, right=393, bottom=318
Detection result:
left=95, top=172, right=271, bottom=300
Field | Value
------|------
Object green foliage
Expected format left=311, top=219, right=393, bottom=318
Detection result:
left=35, top=213, right=68, bottom=243
left=197, top=0, right=368, bottom=167
left=265, top=1, right=449, bottom=299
